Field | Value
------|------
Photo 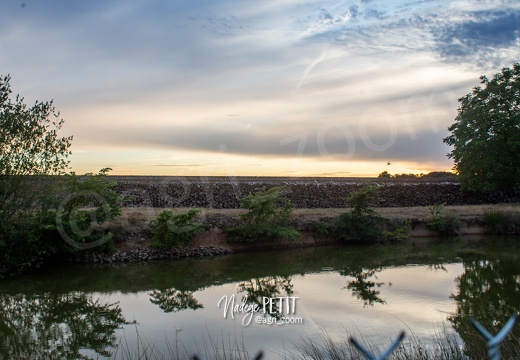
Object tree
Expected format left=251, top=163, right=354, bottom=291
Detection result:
left=0, top=75, right=121, bottom=276
left=0, top=74, right=72, bottom=216
left=0, top=74, right=74, bottom=273
left=443, top=64, right=520, bottom=190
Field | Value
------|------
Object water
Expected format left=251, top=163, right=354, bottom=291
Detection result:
left=1, top=236, right=519, bottom=359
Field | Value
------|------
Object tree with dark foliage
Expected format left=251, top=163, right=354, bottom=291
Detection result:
left=443, top=64, right=520, bottom=190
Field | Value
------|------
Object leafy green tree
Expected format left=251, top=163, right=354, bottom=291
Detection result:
left=0, top=74, right=73, bottom=274
left=443, top=64, right=520, bottom=190
left=0, top=75, right=121, bottom=276
left=0, top=75, right=72, bottom=216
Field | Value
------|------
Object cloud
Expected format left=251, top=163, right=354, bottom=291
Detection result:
left=292, top=1, right=520, bottom=69
left=434, top=10, right=520, bottom=65
left=363, top=8, right=388, bottom=20
left=2, top=0, right=519, bottom=175
left=349, top=5, right=360, bottom=19
left=77, top=120, right=451, bottom=165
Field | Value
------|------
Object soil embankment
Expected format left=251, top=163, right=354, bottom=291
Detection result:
left=72, top=177, right=519, bottom=264
left=97, top=204, right=518, bottom=263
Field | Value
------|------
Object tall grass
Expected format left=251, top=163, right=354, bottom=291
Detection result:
left=109, top=327, right=253, bottom=360
left=285, top=327, right=469, bottom=360
left=102, top=324, right=520, bottom=360
left=483, top=209, right=520, bottom=235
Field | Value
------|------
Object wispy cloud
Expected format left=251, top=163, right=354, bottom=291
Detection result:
left=434, top=10, right=520, bottom=66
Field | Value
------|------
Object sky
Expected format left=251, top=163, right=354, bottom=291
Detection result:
left=1, top=0, right=519, bottom=177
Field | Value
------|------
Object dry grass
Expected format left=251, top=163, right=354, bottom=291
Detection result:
left=114, top=204, right=520, bottom=228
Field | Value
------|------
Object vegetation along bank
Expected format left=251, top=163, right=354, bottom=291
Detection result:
left=67, top=182, right=520, bottom=264
left=2, top=65, right=520, bottom=275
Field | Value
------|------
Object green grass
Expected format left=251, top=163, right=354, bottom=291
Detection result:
left=483, top=209, right=520, bottom=235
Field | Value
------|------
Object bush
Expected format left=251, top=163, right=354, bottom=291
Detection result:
left=426, top=203, right=461, bottom=236
left=53, top=168, right=122, bottom=253
left=346, top=184, right=380, bottom=215
left=332, top=185, right=408, bottom=243
left=226, top=186, right=300, bottom=242
left=483, top=209, right=520, bottom=235
left=333, top=212, right=384, bottom=242
left=313, top=220, right=332, bottom=236
left=0, top=169, right=122, bottom=276
left=382, top=219, right=410, bottom=241
left=150, top=209, right=206, bottom=248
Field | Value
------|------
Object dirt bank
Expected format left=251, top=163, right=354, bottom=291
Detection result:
left=109, top=204, right=518, bottom=255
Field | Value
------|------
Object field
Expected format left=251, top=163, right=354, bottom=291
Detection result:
left=112, top=175, right=520, bottom=209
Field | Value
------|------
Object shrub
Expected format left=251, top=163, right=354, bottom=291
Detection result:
left=382, top=219, right=410, bottom=241
left=53, top=168, right=122, bottom=253
left=0, top=168, right=122, bottom=276
left=332, top=185, right=407, bottom=243
left=226, top=186, right=300, bottom=242
left=313, top=220, right=332, bottom=236
left=150, top=209, right=206, bottom=248
left=426, top=203, right=461, bottom=236
left=333, top=212, right=384, bottom=242
left=346, top=184, right=380, bottom=215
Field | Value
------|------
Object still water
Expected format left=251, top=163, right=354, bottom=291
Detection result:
left=1, top=236, right=519, bottom=359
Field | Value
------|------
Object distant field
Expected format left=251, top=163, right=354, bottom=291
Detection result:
left=109, top=175, right=457, bottom=184
left=111, top=176, right=520, bottom=209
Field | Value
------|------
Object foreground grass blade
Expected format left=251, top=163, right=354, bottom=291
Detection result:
left=349, top=331, right=405, bottom=360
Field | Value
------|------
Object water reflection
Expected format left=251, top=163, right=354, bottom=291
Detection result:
left=449, top=258, right=520, bottom=358
left=0, top=292, right=127, bottom=359
left=0, top=239, right=519, bottom=358
left=149, top=289, right=203, bottom=313
left=238, top=276, right=294, bottom=317
left=340, top=266, right=387, bottom=307
left=427, top=263, right=448, bottom=272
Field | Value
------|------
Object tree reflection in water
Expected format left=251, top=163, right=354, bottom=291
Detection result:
left=238, top=276, right=294, bottom=317
left=0, top=292, right=127, bottom=359
left=449, top=258, right=520, bottom=358
left=340, top=267, right=386, bottom=307
left=149, top=289, right=203, bottom=313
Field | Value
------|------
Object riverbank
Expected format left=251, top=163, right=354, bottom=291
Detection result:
left=68, top=203, right=519, bottom=264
